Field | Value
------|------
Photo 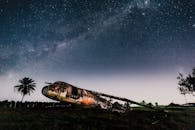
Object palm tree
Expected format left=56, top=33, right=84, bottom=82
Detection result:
left=14, top=77, right=36, bottom=102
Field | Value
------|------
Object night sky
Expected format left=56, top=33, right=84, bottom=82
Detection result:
left=0, top=0, right=195, bottom=104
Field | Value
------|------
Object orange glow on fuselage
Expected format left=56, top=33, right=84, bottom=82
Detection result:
left=80, top=97, right=95, bottom=105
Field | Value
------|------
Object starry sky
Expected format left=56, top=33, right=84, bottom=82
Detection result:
left=0, top=0, right=195, bottom=104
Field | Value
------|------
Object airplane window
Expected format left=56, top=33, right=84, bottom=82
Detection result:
left=72, top=87, right=78, bottom=97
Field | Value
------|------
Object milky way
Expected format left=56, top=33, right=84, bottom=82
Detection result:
left=0, top=0, right=195, bottom=103
left=0, top=0, right=194, bottom=75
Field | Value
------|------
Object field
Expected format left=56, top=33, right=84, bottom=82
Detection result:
left=0, top=105, right=195, bottom=130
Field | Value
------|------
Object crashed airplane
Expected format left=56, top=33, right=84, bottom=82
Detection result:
left=42, top=81, right=153, bottom=109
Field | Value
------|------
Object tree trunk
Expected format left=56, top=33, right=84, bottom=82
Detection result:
left=21, top=95, right=25, bottom=102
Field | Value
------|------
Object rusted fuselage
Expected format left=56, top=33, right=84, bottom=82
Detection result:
left=42, top=81, right=110, bottom=108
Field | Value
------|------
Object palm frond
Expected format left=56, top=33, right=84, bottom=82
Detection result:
left=14, top=77, right=36, bottom=101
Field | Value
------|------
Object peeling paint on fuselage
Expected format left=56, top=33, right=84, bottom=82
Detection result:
left=42, top=81, right=110, bottom=108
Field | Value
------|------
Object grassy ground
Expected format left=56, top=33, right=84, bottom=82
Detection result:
left=0, top=107, right=195, bottom=130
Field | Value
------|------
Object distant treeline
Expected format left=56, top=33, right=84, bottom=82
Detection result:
left=0, top=100, right=68, bottom=109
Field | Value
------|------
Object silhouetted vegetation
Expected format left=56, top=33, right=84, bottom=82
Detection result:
left=0, top=100, right=195, bottom=129
left=0, top=100, right=194, bottom=130
left=177, top=68, right=195, bottom=96
left=147, top=102, right=153, bottom=107
left=141, top=100, right=146, bottom=105
left=14, top=77, right=36, bottom=102
left=0, top=100, right=69, bottom=109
